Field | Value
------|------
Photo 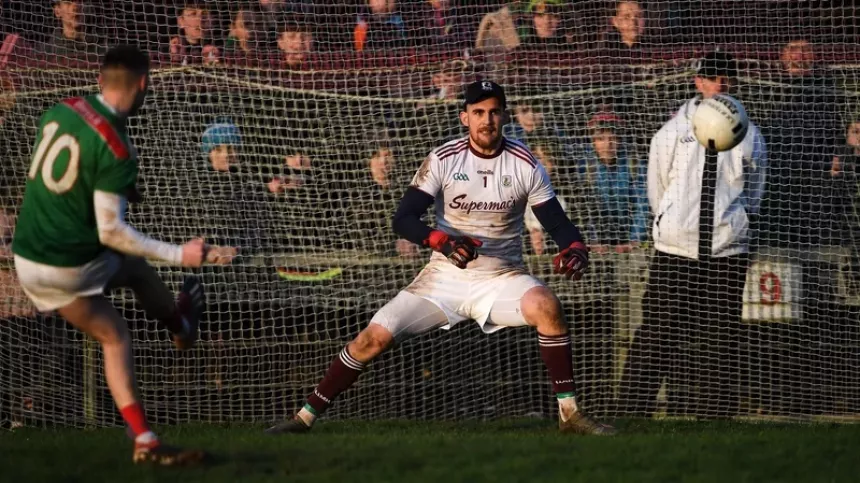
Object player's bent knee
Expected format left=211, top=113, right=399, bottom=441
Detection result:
left=78, top=313, right=130, bottom=346
left=349, top=324, right=394, bottom=362
left=520, top=286, right=565, bottom=331
left=87, top=309, right=131, bottom=346
left=58, top=296, right=130, bottom=346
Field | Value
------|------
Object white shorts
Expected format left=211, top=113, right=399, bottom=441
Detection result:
left=372, top=259, right=545, bottom=341
left=14, top=250, right=122, bottom=312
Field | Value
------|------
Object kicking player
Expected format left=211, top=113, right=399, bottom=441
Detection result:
left=12, top=45, right=236, bottom=464
left=267, top=80, right=615, bottom=435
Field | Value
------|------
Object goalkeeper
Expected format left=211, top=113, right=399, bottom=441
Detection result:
left=12, top=45, right=236, bottom=465
left=267, top=80, right=615, bottom=436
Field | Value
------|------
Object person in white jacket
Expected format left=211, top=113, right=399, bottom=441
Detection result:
left=619, top=51, right=767, bottom=418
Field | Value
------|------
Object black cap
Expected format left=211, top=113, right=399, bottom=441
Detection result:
left=697, top=50, right=738, bottom=79
left=463, top=80, right=506, bottom=111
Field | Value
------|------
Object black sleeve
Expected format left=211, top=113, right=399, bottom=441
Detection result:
left=531, top=196, right=584, bottom=249
left=391, top=186, right=436, bottom=246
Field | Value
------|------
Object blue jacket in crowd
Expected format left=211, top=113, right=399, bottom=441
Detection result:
left=575, top=145, right=649, bottom=245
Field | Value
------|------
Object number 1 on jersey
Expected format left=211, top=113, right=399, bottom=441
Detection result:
left=483, top=176, right=487, bottom=188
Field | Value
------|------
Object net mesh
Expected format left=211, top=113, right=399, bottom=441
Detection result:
left=1, top=1, right=859, bottom=427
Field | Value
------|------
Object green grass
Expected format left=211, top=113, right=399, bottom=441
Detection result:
left=2, top=420, right=859, bottom=483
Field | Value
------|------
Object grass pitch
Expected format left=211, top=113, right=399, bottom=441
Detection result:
left=2, top=419, right=859, bottom=483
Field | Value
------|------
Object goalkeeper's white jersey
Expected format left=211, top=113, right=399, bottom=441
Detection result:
left=411, top=136, right=555, bottom=269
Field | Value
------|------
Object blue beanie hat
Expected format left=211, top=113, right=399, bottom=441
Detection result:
left=201, top=119, right=241, bottom=157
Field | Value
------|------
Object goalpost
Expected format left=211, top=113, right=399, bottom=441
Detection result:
left=0, top=1, right=859, bottom=428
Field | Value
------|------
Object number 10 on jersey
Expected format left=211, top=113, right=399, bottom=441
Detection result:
left=28, top=121, right=80, bottom=194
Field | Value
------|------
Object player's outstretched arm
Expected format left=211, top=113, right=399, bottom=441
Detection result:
left=391, top=186, right=481, bottom=269
left=531, top=196, right=588, bottom=280
left=94, top=190, right=237, bottom=267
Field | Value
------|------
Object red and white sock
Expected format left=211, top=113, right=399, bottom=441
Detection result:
left=120, top=402, right=159, bottom=446
left=134, top=431, right=159, bottom=447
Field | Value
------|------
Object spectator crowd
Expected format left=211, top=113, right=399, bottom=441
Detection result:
left=0, top=1, right=851, bottom=66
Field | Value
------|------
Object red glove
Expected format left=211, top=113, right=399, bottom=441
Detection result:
left=425, top=230, right=483, bottom=269
left=553, top=241, right=589, bottom=280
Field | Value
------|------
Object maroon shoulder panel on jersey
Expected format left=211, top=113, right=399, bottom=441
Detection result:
left=504, top=143, right=537, bottom=168
left=435, top=139, right=468, bottom=160
left=62, top=97, right=130, bottom=160
left=438, top=145, right=468, bottom=161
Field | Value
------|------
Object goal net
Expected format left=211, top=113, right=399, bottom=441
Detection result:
left=1, top=1, right=859, bottom=428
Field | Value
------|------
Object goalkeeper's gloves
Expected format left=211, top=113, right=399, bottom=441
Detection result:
left=553, top=241, right=589, bottom=280
left=425, top=230, right=483, bottom=269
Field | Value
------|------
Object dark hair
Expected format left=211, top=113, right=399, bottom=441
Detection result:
left=697, top=51, right=738, bottom=79
left=101, top=45, right=150, bottom=76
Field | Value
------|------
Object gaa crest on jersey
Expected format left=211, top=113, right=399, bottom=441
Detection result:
left=501, top=175, right=512, bottom=187
left=453, top=172, right=470, bottom=181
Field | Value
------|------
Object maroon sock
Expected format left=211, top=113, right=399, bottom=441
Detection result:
left=305, top=346, right=366, bottom=415
left=538, top=333, right=576, bottom=396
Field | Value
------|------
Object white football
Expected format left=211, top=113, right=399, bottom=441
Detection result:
left=691, top=94, right=749, bottom=152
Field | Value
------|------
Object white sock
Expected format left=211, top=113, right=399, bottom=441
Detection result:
left=558, top=395, right=579, bottom=421
left=135, top=430, right=158, bottom=445
left=296, top=405, right=317, bottom=427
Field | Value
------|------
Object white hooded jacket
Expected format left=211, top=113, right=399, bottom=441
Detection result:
left=648, top=96, right=768, bottom=260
